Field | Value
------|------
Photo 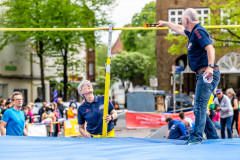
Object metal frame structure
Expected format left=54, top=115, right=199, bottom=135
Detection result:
left=1, top=24, right=240, bottom=137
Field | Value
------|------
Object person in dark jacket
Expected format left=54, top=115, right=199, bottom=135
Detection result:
left=226, top=88, right=239, bottom=137
left=111, top=96, right=119, bottom=125
left=57, top=98, right=64, bottom=118
left=38, top=101, right=47, bottom=122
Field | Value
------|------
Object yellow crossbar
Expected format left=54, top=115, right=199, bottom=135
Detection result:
left=0, top=25, right=239, bottom=31
left=0, top=28, right=108, bottom=31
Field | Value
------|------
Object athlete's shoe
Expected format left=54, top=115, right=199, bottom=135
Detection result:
left=184, top=140, right=201, bottom=145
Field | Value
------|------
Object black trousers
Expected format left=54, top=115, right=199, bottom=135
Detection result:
left=53, top=124, right=59, bottom=137
left=231, top=110, right=239, bottom=135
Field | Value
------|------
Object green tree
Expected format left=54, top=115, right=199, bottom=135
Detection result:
left=121, top=1, right=156, bottom=51
left=0, top=0, right=115, bottom=101
left=0, top=0, right=55, bottom=101
left=165, top=34, right=188, bottom=55
left=48, top=0, right=115, bottom=101
left=120, top=1, right=157, bottom=84
left=111, top=51, right=150, bottom=106
left=201, top=0, right=240, bottom=49
left=134, top=30, right=157, bottom=82
left=96, top=44, right=108, bottom=68
left=94, top=75, right=105, bottom=95
left=95, top=43, right=118, bottom=94
left=95, top=44, right=108, bottom=93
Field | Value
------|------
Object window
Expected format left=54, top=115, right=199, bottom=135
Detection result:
left=217, top=52, right=240, bottom=73
left=119, top=84, right=123, bottom=90
left=37, top=85, right=42, bottom=100
left=195, top=8, right=210, bottom=25
left=220, top=8, right=238, bottom=46
left=0, top=84, right=8, bottom=98
left=168, top=9, right=183, bottom=24
left=168, top=8, right=210, bottom=34
left=13, top=89, right=28, bottom=104
left=168, top=9, right=184, bottom=34
left=221, top=8, right=238, bottom=32
left=89, top=63, right=93, bottom=76
left=221, top=8, right=237, bottom=25
left=0, top=84, right=2, bottom=97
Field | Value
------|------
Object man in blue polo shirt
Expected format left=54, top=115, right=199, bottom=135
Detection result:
left=157, top=8, right=220, bottom=145
left=0, top=92, right=28, bottom=136
left=166, top=117, right=189, bottom=140
left=77, top=80, right=118, bottom=137
left=166, top=117, right=193, bottom=140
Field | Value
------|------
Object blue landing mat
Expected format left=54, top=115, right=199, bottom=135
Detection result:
left=0, top=136, right=239, bottom=160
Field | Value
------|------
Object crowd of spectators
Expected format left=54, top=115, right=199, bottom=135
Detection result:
left=1, top=86, right=238, bottom=139
left=0, top=89, right=120, bottom=137
left=0, top=98, right=13, bottom=120
left=167, top=87, right=239, bottom=140
left=0, top=96, right=80, bottom=137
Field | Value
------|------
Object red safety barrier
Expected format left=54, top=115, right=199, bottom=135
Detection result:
left=126, top=111, right=195, bottom=128
left=238, top=115, right=240, bottom=137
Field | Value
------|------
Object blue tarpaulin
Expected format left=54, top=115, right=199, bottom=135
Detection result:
left=127, top=91, right=165, bottom=112
left=0, top=136, right=239, bottom=160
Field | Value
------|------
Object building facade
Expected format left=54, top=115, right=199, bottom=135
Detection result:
left=86, top=47, right=96, bottom=82
left=0, top=42, right=50, bottom=103
left=0, top=41, right=88, bottom=103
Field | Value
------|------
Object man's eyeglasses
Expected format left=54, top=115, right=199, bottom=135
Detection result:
left=14, top=99, right=23, bottom=101
left=82, top=83, right=92, bottom=88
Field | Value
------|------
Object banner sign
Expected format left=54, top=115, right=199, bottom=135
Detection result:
left=28, top=125, right=47, bottom=136
left=126, top=111, right=195, bottom=128
left=150, top=77, right=158, bottom=87
left=64, top=118, right=80, bottom=137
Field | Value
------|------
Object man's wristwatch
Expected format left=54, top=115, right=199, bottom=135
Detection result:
left=208, top=64, right=214, bottom=68
left=111, top=115, right=113, bottom=120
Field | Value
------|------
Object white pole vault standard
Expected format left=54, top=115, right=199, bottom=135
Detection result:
left=102, top=24, right=113, bottom=138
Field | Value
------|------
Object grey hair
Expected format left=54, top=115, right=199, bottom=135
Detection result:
left=10, top=91, right=23, bottom=101
left=77, top=80, right=91, bottom=98
left=71, top=103, right=76, bottom=107
left=226, top=88, right=236, bottom=96
left=182, top=8, right=199, bottom=23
